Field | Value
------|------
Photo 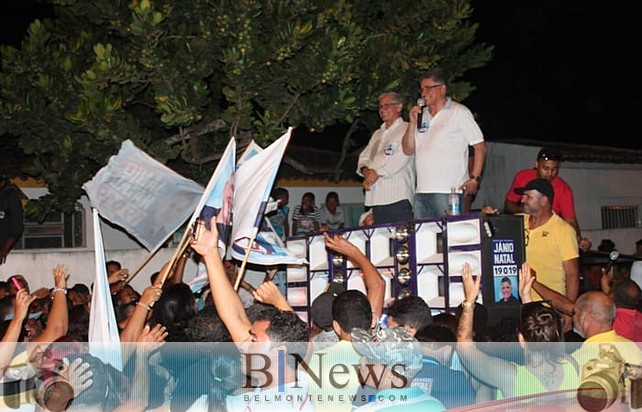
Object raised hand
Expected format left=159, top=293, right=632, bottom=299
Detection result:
left=190, top=216, right=219, bottom=257
left=13, top=289, right=36, bottom=322
left=518, top=261, right=535, bottom=303
left=461, top=262, right=481, bottom=303
left=324, top=232, right=359, bottom=259
left=252, top=280, right=292, bottom=311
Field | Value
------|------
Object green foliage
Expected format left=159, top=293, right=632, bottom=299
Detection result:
left=0, top=0, right=492, bottom=214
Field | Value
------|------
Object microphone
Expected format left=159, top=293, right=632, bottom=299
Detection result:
left=605, top=249, right=620, bottom=274
left=416, top=98, right=427, bottom=132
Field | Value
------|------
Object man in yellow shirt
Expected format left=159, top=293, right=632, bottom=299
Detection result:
left=515, top=178, right=579, bottom=329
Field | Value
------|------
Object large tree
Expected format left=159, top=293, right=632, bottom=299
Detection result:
left=0, top=0, right=491, bottom=216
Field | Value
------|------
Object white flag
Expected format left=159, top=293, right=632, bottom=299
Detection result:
left=88, top=208, right=123, bottom=371
left=187, top=137, right=236, bottom=258
left=229, top=128, right=306, bottom=265
left=82, top=140, right=204, bottom=252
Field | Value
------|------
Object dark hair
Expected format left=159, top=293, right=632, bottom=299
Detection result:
left=419, top=70, right=446, bottom=86
left=415, top=324, right=455, bottom=348
left=500, top=277, right=511, bottom=284
left=151, top=283, right=197, bottom=340
left=597, top=239, right=616, bottom=252
left=105, top=260, right=121, bottom=270
left=185, top=305, right=232, bottom=342
left=519, top=302, right=563, bottom=344
left=271, top=187, right=289, bottom=200
left=325, top=191, right=339, bottom=203
left=455, top=302, right=489, bottom=340
left=69, top=283, right=90, bottom=296
left=66, top=305, right=90, bottom=342
left=247, top=304, right=308, bottom=369
left=62, top=353, right=128, bottom=410
left=207, top=344, right=243, bottom=412
left=332, top=290, right=372, bottom=333
left=301, top=192, right=315, bottom=202
left=612, top=278, right=641, bottom=310
left=386, top=295, right=433, bottom=331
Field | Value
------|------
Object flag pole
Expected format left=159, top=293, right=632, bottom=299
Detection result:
left=157, top=222, right=194, bottom=287
left=234, top=230, right=258, bottom=292
left=124, top=246, right=162, bottom=285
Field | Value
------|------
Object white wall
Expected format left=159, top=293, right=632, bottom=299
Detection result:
left=472, top=142, right=642, bottom=231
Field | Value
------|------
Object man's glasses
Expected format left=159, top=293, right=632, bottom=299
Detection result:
left=420, top=84, right=443, bottom=92
left=379, top=102, right=400, bottom=110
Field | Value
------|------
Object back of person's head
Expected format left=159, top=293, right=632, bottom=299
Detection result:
left=185, top=305, right=232, bottom=342
left=576, top=291, right=616, bottom=327
left=63, top=353, right=128, bottom=410
left=415, top=324, right=456, bottom=355
left=206, top=344, right=243, bottom=412
left=386, top=295, right=433, bottom=332
left=66, top=305, right=90, bottom=342
left=597, top=239, right=616, bottom=253
left=455, top=302, right=489, bottom=341
left=432, top=311, right=458, bottom=335
left=611, top=278, right=641, bottom=310
left=150, top=271, right=160, bottom=285
left=519, top=302, right=563, bottom=343
left=151, top=283, right=197, bottom=333
left=332, top=290, right=372, bottom=334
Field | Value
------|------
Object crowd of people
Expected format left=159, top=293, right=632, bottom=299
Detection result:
left=1, top=220, right=641, bottom=410
left=1, top=69, right=642, bottom=411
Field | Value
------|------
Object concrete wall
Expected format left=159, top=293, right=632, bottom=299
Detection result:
left=472, top=142, right=642, bottom=231
left=5, top=141, right=642, bottom=290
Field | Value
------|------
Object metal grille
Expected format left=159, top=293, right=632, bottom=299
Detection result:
left=601, top=206, right=638, bottom=229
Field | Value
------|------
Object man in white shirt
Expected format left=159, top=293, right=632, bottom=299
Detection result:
left=358, top=91, right=414, bottom=224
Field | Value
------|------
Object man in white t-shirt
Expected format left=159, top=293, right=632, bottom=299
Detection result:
left=402, top=71, right=486, bottom=219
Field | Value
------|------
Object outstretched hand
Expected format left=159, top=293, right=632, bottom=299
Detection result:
left=190, top=216, right=219, bottom=257
left=324, top=232, right=359, bottom=259
left=14, top=289, right=36, bottom=322
left=518, top=262, right=535, bottom=303
left=461, top=262, right=481, bottom=303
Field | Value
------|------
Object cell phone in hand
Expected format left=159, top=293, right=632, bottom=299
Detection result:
left=12, top=277, right=23, bottom=291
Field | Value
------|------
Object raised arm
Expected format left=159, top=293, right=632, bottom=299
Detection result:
left=323, top=232, right=385, bottom=319
left=33, top=264, right=69, bottom=344
left=456, top=262, right=516, bottom=397
left=1, top=289, right=36, bottom=372
left=191, top=216, right=252, bottom=342
left=253, top=280, right=293, bottom=312
left=518, top=261, right=535, bottom=304
left=402, top=107, right=419, bottom=155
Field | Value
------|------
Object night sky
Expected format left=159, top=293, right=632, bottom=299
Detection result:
left=466, top=1, right=632, bottom=149
left=1, top=1, right=634, bottom=149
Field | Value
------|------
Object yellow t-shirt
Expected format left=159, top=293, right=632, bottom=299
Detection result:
left=522, top=213, right=578, bottom=301
left=572, top=330, right=642, bottom=368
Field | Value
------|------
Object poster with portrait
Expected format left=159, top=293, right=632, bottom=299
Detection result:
left=491, top=238, right=519, bottom=304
